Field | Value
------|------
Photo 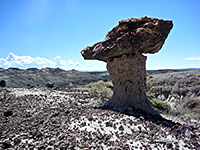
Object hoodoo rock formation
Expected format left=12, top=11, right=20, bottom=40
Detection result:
left=81, top=16, right=173, bottom=118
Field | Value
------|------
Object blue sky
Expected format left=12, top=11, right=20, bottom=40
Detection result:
left=0, top=0, right=199, bottom=71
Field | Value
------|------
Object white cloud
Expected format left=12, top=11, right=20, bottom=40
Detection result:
left=68, top=60, right=81, bottom=67
left=74, top=61, right=81, bottom=67
left=0, top=52, right=56, bottom=67
left=68, top=60, right=74, bottom=66
left=54, top=56, right=68, bottom=66
left=0, top=52, right=81, bottom=69
left=35, top=57, right=56, bottom=65
left=186, top=57, right=200, bottom=60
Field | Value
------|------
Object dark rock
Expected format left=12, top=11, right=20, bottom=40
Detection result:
left=31, top=130, right=43, bottom=138
left=68, top=143, right=75, bottom=149
left=14, top=138, right=21, bottom=145
left=26, top=112, right=32, bottom=117
left=2, top=141, right=12, bottom=149
left=81, top=122, right=87, bottom=127
left=53, top=111, right=60, bottom=117
left=88, top=117, right=93, bottom=121
left=96, top=135, right=104, bottom=140
left=0, top=80, right=6, bottom=87
left=60, top=142, right=69, bottom=150
left=105, top=121, right=112, bottom=127
left=65, top=110, right=70, bottom=114
left=119, top=125, right=124, bottom=131
left=46, top=82, right=54, bottom=88
left=51, top=119, right=57, bottom=124
left=38, top=145, right=46, bottom=150
left=4, top=110, right=13, bottom=117
left=166, top=142, right=173, bottom=149
left=50, top=127, right=55, bottom=131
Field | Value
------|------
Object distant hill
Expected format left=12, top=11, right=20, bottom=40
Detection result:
left=0, top=67, right=199, bottom=88
left=0, top=67, right=110, bottom=88
left=146, top=68, right=200, bottom=75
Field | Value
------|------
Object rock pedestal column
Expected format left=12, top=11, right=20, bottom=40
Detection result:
left=106, top=53, right=160, bottom=117
left=81, top=17, right=173, bottom=118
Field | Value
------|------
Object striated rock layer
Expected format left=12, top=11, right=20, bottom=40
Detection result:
left=81, top=16, right=173, bottom=118
left=106, top=53, right=160, bottom=117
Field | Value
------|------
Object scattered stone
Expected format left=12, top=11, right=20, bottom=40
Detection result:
left=2, top=141, right=12, bottom=149
left=105, top=121, right=112, bottom=127
left=88, top=117, right=93, bottom=121
left=0, top=86, right=199, bottom=149
left=53, top=111, right=60, bottom=117
left=60, top=144, right=69, bottom=150
left=181, top=126, right=193, bottom=138
left=166, top=142, right=173, bottom=149
left=81, top=122, right=87, bottom=127
left=50, top=127, right=55, bottom=131
left=26, top=84, right=34, bottom=88
left=96, top=135, right=104, bottom=140
left=46, top=82, right=54, bottom=88
left=38, top=145, right=46, bottom=150
left=119, top=125, right=124, bottom=131
left=31, top=130, right=43, bottom=138
left=14, top=138, right=21, bottom=145
left=139, top=116, right=145, bottom=120
left=26, top=112, right=32, bottom=117
left=4, top=110, right=13, bottom=117
left=0, top=80, right=6, bottom=87
left=50, top=106, right=57, bottom=110
left=65, top=110, right=70, bottom=114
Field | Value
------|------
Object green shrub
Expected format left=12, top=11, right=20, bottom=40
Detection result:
left=150, top=98, right=171, bottom=112
left=66, top=82, right=74, bottom=89
left=183, top=98, right=200, bottom=119
left=86, top=80, right=113, bottom=99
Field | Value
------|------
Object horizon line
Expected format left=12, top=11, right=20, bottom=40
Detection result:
left=1, top=67, right=200, bottom=72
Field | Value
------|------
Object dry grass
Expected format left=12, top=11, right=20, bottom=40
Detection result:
left=150, top=98, right=171, bottom=112
left=85, top=80, right=113, bottom=99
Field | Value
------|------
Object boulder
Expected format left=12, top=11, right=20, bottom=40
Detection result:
left=0, top=80, right=6, bottom=87
left=81, top=16, right=173, bottom=62
left=46, top=82, right=54, bottom=88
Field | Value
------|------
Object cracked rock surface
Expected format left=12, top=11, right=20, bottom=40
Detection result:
left=0, top=87, right=199, bottom=149
left=81, top=16, right=173, bottom=61
left=106, top=53, right=159, bottom=117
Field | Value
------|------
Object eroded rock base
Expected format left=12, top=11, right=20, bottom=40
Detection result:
left=106, top=53, right=161, bottom=118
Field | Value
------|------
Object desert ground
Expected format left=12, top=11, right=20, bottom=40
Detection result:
left=0, top=68, right=200, bottom=149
